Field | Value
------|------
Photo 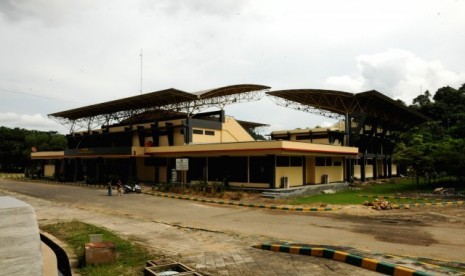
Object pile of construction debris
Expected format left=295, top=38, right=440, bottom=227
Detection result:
left=433, top=187, right=455, bottom=196
left=363, top=199, right=392, bottom=210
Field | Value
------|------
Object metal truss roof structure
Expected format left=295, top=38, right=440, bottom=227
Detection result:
left=49, top=84, right=270, bottom=132
left=267, top=89, right=430, bottom=130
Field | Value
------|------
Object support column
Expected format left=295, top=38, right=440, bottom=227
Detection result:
left=269, top=155, right=276, bottom=189
left=344, top=113, right=353, bottom=183
left=383, top=155, right=388, bottom=178
left=387, top=156, right=392, bottom=178
left=360, top=154, right=366, bottom=182
left=372, top=157, right=378, bottom=180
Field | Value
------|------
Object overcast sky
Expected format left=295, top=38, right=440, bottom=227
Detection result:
left=1, top=0, right=464, bottom=134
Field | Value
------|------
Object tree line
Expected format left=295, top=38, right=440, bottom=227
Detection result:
left=394, top=83, right=465, bottom=187
left=0, top=127, right=66, bottom=172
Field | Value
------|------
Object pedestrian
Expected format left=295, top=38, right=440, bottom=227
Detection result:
left=107, top=181, right=112, bottom=196
left=117, top=179, right=123, bottom=196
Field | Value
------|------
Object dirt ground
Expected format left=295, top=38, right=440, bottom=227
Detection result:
left=1, top=179, right=465, bottom=275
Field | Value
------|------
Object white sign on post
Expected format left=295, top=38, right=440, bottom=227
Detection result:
left=176, top=158, right=189, bottom=171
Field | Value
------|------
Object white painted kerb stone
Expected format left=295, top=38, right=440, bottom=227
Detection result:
left=0, top=196, right=43, bottom=276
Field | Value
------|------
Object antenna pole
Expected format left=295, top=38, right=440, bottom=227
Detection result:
left=140, top=48, right=143, bottom=94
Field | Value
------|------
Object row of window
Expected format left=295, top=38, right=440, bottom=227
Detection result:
left=192, top=129, right=215, bottom=136
left=315, top=157, right=342, bottom=167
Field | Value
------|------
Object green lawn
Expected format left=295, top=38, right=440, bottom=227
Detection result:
left=41, top=220, right=159, bottom=276
left=286, top=177, right=460, bottom=205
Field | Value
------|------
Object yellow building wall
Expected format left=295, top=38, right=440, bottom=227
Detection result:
left=354, top=165, right=374, bottom=179
left=305, top=157, right=344, bottom=184
left=229, top=182, right=269, bottom=189
left=220, top=117, right=254, bottom=142
left=159, top=166, right=167, bottom=183
left=44, top=165, right=55, bottom=177
left=306, top=156, right=316, bottom=184
left=192, top=130, right=219, bottom=144
left=136, top=158, right=155, bottom=182
left=275, top=167, right=303, bottom=188
left=314, top=166, right=344, bottom=184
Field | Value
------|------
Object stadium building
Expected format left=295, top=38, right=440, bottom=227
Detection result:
left=31, top=84, right=428, bottom=189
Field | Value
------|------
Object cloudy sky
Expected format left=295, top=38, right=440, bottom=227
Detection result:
left=1, top=0, right=464, bottom=134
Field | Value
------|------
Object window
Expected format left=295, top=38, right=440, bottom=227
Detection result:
left=316, top=157, right=334, bottom=166
left=325, top=157, right=332, bottom=166
left=276, top=156, right=289, bottom=167
left=205, top=130, right=215, bottom=136
left=193, top=129, right=203, bottom=135
left=290, top=156, right=302, bottom=166
left=316, top=157, right=325, bottom=166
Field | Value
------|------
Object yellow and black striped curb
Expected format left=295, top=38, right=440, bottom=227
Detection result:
left=385, top=253, right=465, bottom=275
left=151, top=192, right=340, bottom=212
left=253, top=243, right=432, bottom=276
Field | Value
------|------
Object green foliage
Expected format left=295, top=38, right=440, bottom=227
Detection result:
left=287, top=178, right=451, bottom=205
left=400, top=83, right=465, bottom=187
left=0, top=126, right=66, bottom=172
left=41, top=220, right=158, bottom=276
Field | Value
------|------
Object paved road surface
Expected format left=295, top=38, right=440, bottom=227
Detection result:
left=2, top=180, right=464, bottom=274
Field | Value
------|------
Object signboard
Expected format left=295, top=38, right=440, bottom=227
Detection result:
left=176, top=158, right=189, bottom=171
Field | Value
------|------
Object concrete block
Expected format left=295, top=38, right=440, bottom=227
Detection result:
left=84, top=242, right=116, bottom=265
left=0, top=196, right=43, bottom=276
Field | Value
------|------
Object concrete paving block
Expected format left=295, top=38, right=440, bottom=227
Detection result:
left=0, top=196, right=43, bottom=276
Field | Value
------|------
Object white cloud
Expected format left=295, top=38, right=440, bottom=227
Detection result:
left=324, top=49, right=465, bottom=104
left=0, top=112, right=65, bottom=132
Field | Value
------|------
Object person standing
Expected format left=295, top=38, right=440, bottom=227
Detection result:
left=107, top=181, right=112, bottom=196
left=117, top=179, right=123, bottom=196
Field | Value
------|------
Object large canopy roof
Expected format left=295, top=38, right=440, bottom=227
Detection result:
left=267, top=89, right=430, bottom=129
left=50, top=84, right=269, bottom=132
left=50, top=88, right=194, bottom=121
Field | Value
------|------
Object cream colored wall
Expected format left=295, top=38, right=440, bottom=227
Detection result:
left=314, top=166, right=344, bottom=184
left=365, top=165, right=374, bottom=178
left=136, top=158, right=155, bottom=182
left=275, top=167, right=303, bottom=187
left=354, top=165, right=374, bottom=179
left=156, top=119, right=185, bottom=146
left=221, top=117, right=254, bottom=142
left=192, top=130, right=219, bottom=144
left=159, top=167, right=167, bottom=183
left=44, top=165, right=55, bottom=177
left=229, top=182, right=269, bottom=188
left=306, top=156, right=344, bottom=184
left=306, top=156, right=316, bottom=184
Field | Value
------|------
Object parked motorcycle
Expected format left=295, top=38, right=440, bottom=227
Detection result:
left=123, top=183, right=142, bottom=193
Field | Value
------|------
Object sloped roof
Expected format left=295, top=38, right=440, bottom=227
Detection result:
left=267, top=89, right=430, bottom=129
left=49, top=84, right=270, bottom=121
left=49, top=88, right=194, bottom=120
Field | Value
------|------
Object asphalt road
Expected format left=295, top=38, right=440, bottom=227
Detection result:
left=1, top=180, right=464, bottom=264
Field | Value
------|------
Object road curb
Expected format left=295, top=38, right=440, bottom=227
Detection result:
left=150, top=192, right=340, bottom=212
left=253, top=243, right=432, bottom=276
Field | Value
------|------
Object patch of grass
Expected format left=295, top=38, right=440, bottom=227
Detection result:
left=41, top=220, right=159, bottom=276
left=286, top=178, right=450, bottom=205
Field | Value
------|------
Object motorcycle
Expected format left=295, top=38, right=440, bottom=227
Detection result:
left=123, top=183, right=142, bottom=193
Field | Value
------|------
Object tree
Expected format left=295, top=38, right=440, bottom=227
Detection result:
left=0, top=127, right=66, bottom=173
left=393, top=130, right=435, bottom=187
left=400, top=83, right=465, bottom=187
